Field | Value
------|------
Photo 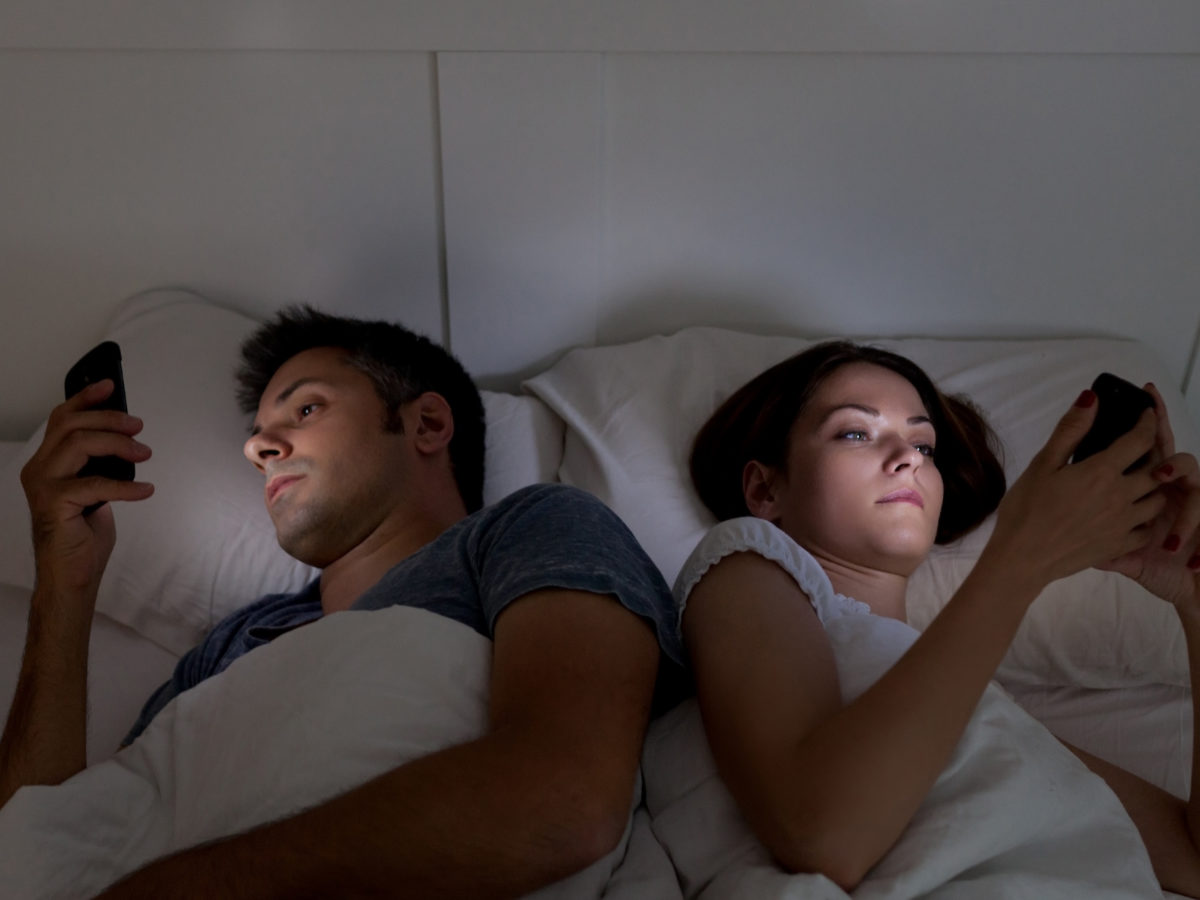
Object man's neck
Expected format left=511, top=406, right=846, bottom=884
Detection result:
left=316, top=503, right=467, bottom=615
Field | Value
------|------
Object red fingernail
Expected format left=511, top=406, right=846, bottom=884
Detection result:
left=1155, top=464, right=1175, bottom=479
left=1163, top=534, right=1182, bottom=553
left=1076, top=390, right=1096, bottom=408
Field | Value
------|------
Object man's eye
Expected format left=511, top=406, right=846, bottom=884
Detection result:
left=299, top=403, right=318, bottom=418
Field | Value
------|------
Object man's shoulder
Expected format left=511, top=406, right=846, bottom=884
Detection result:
left=486, top=482, right=605, bottom=515
left=469, top=483, right=626, bottom=539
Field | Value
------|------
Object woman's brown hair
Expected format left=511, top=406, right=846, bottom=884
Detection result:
left=690, top=341, right=1006, bottom=544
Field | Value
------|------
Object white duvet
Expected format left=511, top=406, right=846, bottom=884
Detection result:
left=0, top=606, right=671, bottom=899
left=643, top=519, right=1164, bottom=899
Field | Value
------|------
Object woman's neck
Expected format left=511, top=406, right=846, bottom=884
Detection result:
left=812, top=553, right=910, bottom=622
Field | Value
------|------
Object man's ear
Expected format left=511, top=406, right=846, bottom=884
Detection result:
left=410, top=392, right=455, bottom=456
left=743, top=460, right=782, bottom=521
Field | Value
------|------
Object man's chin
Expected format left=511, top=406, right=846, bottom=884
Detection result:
left=274, top=520, right=335, bottom=569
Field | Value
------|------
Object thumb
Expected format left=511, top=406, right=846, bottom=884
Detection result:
left=1036, top=389, right=1099, bottom=469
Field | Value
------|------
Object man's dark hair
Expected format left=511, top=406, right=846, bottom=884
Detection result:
left=236, top=305, right=486, bottom=513
left=690, top=340, right=1006, bottom=545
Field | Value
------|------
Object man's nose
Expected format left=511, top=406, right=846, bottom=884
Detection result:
left=243, top=427, right=291, bottom=468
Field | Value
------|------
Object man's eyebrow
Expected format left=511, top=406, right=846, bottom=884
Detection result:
left=817, top=403, right=932, bottom=427
left=248, top=377, right=333, bottom=436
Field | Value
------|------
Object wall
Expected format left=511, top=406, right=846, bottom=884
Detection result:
left=2, top=2, right=1198, bottom=437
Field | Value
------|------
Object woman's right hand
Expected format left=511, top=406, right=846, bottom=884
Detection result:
left=19, top=379, right=154, bottom=597
left=984, top=389, right=1165, bottom=590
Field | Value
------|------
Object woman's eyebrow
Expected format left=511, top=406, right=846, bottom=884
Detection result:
left=817, top=404, right=932, bottom=427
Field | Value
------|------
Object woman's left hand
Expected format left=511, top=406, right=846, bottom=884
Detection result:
left=1099, top=384, right=1200, bottom=612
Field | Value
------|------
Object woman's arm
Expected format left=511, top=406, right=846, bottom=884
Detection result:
left=1066, top=385, right=1200, bottom=896
left=686, top=392, right=1166, bottom=890
left=1065, top=599, right=1200, bottom=898
left=687, top=543, right=1047, bottom=889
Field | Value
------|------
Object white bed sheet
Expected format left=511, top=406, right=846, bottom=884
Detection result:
left=1007, top=680, right=1193, bottom=802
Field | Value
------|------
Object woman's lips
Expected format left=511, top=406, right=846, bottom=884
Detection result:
left=877, top=488, right=924, bottom=508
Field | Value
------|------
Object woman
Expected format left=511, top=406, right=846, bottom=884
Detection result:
left=670, top=341, right=1200, bottom=896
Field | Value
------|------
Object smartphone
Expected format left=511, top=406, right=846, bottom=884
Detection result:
left=64, top=340, right=135, bottom=513
left=1071, top=372, right=1156, bottom=471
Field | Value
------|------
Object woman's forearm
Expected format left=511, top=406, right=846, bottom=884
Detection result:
left=774, top=547, right=1044, bottom=885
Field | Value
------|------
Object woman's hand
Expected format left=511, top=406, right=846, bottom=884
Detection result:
left=984, top=388, right=1166, bottom=591
left=1099, top=384, right=1200, bottom=612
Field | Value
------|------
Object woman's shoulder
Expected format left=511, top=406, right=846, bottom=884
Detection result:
left=674, top=518, right=868, bottom=624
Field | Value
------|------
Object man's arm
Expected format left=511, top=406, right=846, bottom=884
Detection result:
left=0, top=380, right=152, bottom=808
left=97, top=587, right=660, bottom=899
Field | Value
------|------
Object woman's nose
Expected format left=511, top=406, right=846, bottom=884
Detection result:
left=885, top=436, right=922, bottom=472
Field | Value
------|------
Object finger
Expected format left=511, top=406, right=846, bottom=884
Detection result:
left=1104, top=408, right=1159, bottom=474
left=63, top=377, right=115, bottom=407
left=69, top=477, right=156, bottom=514
left=1036, top=388, right=1100, bottom=469
left=1115, top=525, right=1156, bottom=562
left=1145, top=383, right=1177, bottom=459
left=41, top=405, right=144, bottom=460
left=26, top=430, right=152, bottom=483
left=1157, top=453, right=1200, bottom=553
left=28, top=475, right=155, bottom=530
left=49, top=409, right=144, bottom=441
left=1130, top=488, right=1170, bottom=533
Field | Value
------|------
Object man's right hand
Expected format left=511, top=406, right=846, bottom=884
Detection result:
left=20, top=379, right=154, bottom=598
left=1, top=380, right=154, bottom=808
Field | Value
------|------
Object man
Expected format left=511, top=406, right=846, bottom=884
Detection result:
left=0, top=306, right=684, bottom=897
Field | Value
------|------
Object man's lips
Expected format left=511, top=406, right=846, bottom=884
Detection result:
left=877, top=488, right=924, bottom=509
left=266, top=474, right=303, bottom=505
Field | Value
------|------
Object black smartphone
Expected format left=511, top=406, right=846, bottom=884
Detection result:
left=64, top=340, right=135, bottom=513
left=1071, top=372, right=1156, bottom=471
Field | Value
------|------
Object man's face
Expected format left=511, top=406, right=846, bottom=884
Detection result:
left=243, top=347, right=413, bottom=568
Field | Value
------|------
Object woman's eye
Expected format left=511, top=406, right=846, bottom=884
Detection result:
left=298, top=403, right=319, bottom=418
left=838, top=430, right=869, bottom=441
left=916, top=443, right=936, bottom=457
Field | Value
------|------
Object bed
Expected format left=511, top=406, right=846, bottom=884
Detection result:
left=0, top=292, right=1196, bottom=897
left=2, top=3, right=1199, bottom=897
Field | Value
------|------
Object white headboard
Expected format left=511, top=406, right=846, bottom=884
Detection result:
left=3, top=1, right=1199, bottom=438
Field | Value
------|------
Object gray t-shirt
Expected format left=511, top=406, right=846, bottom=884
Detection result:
left=125, top=484, right=684, bottom=744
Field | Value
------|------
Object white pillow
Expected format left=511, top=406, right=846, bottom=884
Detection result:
left=0, top=291, right=563, bottom=655
left=525, top=327, right=1199, bottom=689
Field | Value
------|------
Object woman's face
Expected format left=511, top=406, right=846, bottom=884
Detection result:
left=764, top=361, right=944, bottom=575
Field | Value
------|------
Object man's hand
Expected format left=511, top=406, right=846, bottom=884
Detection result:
left=0, top=381, right=153, bottom=808
left=21, top=378, right=153, bottom=596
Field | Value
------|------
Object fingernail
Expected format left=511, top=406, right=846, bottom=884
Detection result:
left=1076, top=390, right=1097, bottom=408
left=1163, top=534, right=1182, bottom=553
left=1155, top=463, right=1175, bottom=479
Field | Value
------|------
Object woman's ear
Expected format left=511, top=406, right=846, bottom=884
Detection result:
left=743, top=460, right=782, bottom=521
left=411, top=392, right=455, bottom=455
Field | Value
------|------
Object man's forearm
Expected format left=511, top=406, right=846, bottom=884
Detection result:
left=97, top=724, right=631, bottom=900
left=0, top=583, right=94, bottom=808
